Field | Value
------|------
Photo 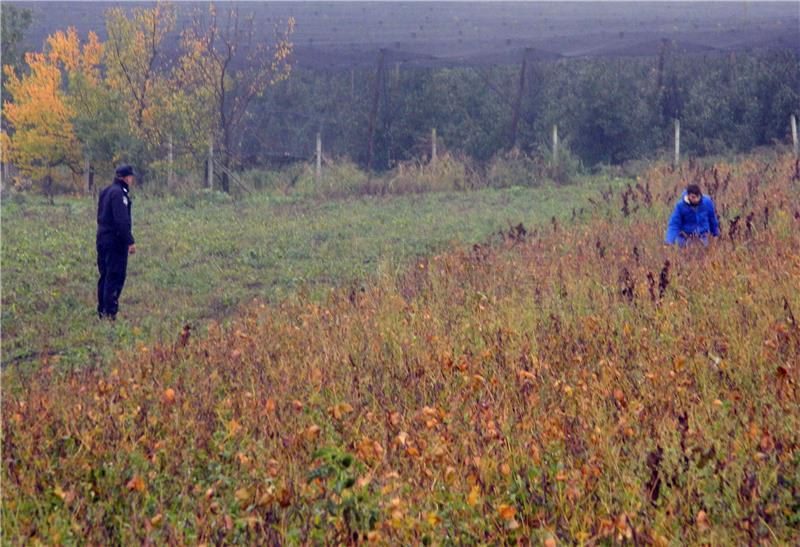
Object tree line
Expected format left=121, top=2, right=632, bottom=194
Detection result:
left=255, top=47, right=798, bottom=170
left=2, top=3, right=798, bottom=196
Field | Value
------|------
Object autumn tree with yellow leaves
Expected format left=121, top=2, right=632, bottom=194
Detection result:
left=178, top=4, right=294, bottom=192
left=103, top=3, right=178, bottom=152
left=1, top=27, right=135, bottom=196
left=2, top=2, right=295, bottom=196
left=2, top=42, right=84, bottom=197
left=48, top=28, right=134, bottom=185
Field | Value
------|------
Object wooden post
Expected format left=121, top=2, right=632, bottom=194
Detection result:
left=674, top=119, right=680, bottom=168
left=431, top=128, right=437, bottom=164
left=83, top=158, right=90, bottom=196
left=791, top=114, right=798, bottom=159
left=168, top=135, right=174, bottom=187
left=366, top=49, right=386, bottom=174
left=552, top=124, right=559, bottom=166
left=394, top=61, right=400, bottom=85
left=509, top=48, right=530, bottom=149
left=316, top=131, right=322, bottom=184
left=207, top=138, right=214, bottom=190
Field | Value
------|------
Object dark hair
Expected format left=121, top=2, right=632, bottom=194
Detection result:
left=686, top=184, right=702, bottom=197
left=115, top=164, right=134, bottom=178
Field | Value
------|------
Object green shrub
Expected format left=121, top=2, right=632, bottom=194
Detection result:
left=486, top=149, right=546, bottom=188
left=384, top=152, right=479, bottom=194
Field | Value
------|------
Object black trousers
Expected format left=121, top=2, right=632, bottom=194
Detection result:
left=97, top=238, right=128, bottom=318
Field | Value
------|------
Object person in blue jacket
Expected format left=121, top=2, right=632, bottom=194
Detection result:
left=96, top=165, right=137, bottom=320
left=665, top=183, right=720, bottom=247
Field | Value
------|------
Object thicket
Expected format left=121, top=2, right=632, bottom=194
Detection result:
left=252, top=48, right=799, bottom=170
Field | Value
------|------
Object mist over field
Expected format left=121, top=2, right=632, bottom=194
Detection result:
left=11, top=1, right=800, bottom=68
left=2, top=2, right=800, bottom=545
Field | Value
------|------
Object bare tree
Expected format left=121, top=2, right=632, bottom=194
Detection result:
left=179, top=4, right=294, bottom=192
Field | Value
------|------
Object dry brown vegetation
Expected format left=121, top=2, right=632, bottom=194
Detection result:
left=3, top=154, right=799, bottom=544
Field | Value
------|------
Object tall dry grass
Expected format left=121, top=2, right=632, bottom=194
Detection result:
left=3, top=154, right=799, bottom=544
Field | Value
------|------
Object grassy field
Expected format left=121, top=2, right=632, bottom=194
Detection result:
left=3, top=152, right=798, bottom=544
left=1, top=178, right=621, bottom=370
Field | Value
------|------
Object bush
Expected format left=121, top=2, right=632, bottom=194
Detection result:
left=241, top=154, right=481, bottom=199
left=486, top=149, right=546, bottom=188
left=487, top=144, right=582, bottom=187
left=539, top=140, right=582, bottom=184
left=240, top=163, right=308, bottom=194
left=307, top=159, right=371, bottom=198
left=383, top=152, right=480, bottom=194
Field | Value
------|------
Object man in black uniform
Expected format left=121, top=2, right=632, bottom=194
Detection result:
left=96, top=165, right=137, bottom=320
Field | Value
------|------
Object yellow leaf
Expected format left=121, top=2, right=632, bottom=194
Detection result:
left=329, top=402, right=354, bottom=420
left=497, top=504, right=516, bottom=521
left=306, top=424, right=321, bottom=440
left=395, top=431, right=408, bottom=446
left=126, top=476, right=146, bottom=492
left=467, top=485, right=480, bottom=507
left=235, top=487, right=250, bottom=504
left=696, top=510, right=710, bottom=532
left=226, top=420, right=242, bottom=437
left=257, top=492, right=275, bottom=506
left=517, top=369, right=536, bottom=382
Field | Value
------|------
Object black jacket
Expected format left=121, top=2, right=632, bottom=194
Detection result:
left=97, top=179, right=134, bottom=246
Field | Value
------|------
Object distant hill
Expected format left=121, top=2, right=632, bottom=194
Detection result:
left=7, top=1, right=800, bottom=68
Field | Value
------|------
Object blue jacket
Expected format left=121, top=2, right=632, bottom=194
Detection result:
left=665, top=192, right=719, bottom=245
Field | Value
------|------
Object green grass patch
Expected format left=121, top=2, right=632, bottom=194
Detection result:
left=1, top=177, right=626, bottom=369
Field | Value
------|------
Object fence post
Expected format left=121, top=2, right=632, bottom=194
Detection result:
left=552, top=124, right=559, bottom=166
left=316, top=131, right=322, bottom=184
left=207, top=138, right=214, bottom=190
left=674, top=119, right=681, bottom=168
left=168, top=135, right=174, bottom=187
left=431, top=128, right=437, bottom=164
left=509, top=48, right=530, bottom=149
left=83, top=158, right=91, bottom=196
left=366, top=49, right=386, bottom=174
left=791, top=114, right=798, bottom=159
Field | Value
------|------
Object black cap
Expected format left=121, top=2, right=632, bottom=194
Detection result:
left=115, top=164, right=135, bottom=178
